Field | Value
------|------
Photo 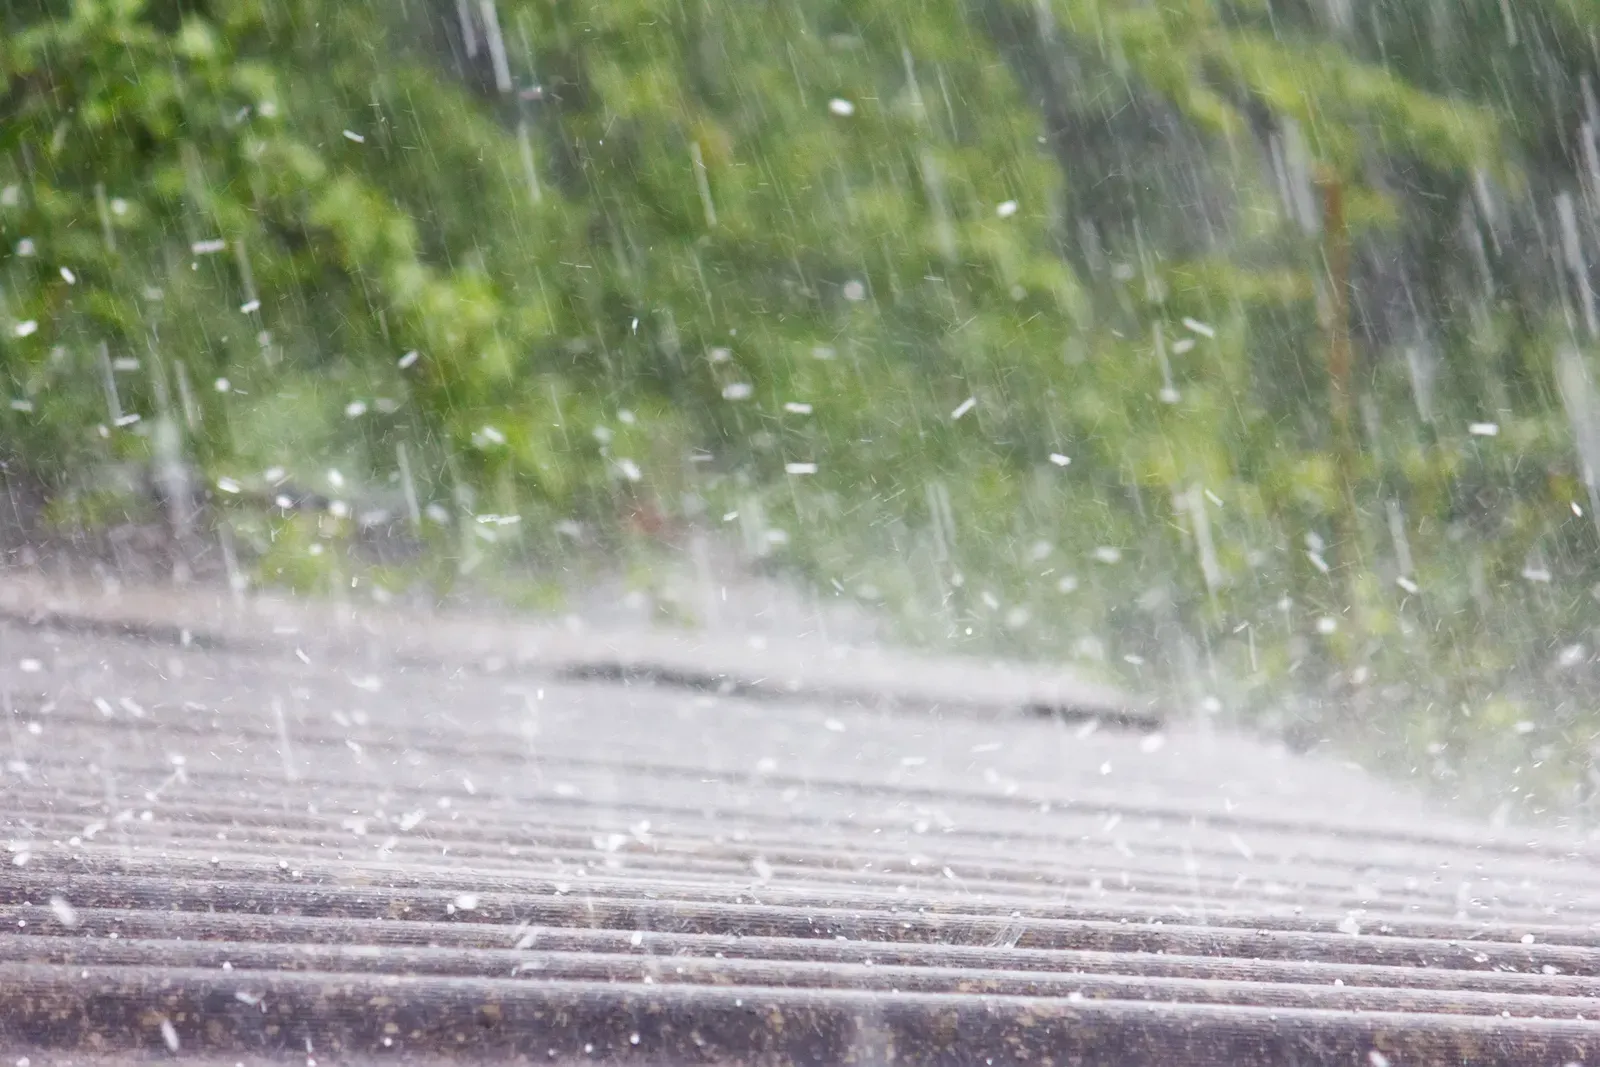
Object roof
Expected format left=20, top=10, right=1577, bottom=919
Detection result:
left=1, top=577, right=1597, bottom=1065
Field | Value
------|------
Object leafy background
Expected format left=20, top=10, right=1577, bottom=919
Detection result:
left=7, top=0, right=1600, bottom=819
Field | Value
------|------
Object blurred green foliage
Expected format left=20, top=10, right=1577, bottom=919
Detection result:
left=7, top=0, right=1600, bottom=813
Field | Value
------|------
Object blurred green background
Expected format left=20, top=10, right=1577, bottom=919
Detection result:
left=7, top=0, right=1600, bottom=817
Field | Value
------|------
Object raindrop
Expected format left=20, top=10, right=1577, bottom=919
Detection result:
left=1153, top=323, right=1179, bottom=402
left=48, top=896, right=78, bottom=928
left=828, top=98, right=855, bottom=116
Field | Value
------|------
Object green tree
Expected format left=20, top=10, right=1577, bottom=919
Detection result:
left=7, top=0, right=1600, bottom=813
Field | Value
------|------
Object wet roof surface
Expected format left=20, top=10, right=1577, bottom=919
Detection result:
left=1, top=582, right=1598, bottom=1065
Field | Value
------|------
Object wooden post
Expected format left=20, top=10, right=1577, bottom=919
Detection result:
left=1319, top=170, right=1354, bottom=441
left=1317, top=167, right=1363, bottom=623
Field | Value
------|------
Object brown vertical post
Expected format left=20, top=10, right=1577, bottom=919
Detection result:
left=1317, top=167, right=1363, bottom=620
left=1320, top=171, right=1354, bottom=439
